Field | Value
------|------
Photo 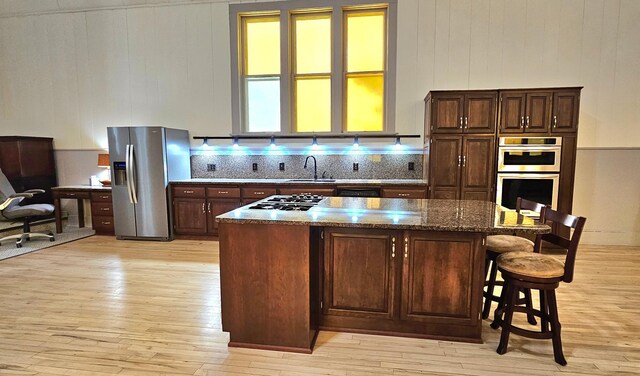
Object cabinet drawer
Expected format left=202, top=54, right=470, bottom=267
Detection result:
left=173, top=186, right=206, bottom=198
left=382, top=188, right=427, bottom=199
left=93, top=215, right=114, bottom=234
left=91, top=192, right=112, bottom=202
left=279, top=187, right=335, bottom=196
left=207, top=187, right=241, bottom=198
left=241, top=187, right=277, bottom=199
left=55, top=191, right=90, bottom=199
left=91, top=202, right=113, bottom=216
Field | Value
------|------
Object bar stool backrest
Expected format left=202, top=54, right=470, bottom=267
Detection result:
left=515, top=197, right=545, bottom=214
left=535, top=207, right=587, bottom=283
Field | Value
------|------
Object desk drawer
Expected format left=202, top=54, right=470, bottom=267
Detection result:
left=91, top=192, right=112, bottom=202
left=173, top=186, right=206, bottom=198
left=207, top=187, right=241, bottom=198
left=91, top=202, right=113, bottom=216
left=55, top=191, right=90, bottom=199
left=241, top=187, right=277, bottom=199
left=93, top=215, right=114, bottom=234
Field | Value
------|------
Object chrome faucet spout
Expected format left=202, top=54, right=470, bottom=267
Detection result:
left=304, top=156, right=318, bottom=180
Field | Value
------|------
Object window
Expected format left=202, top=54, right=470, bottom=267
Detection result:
left=230, top=0, right=397, bottom=135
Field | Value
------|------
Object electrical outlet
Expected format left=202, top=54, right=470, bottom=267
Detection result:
left=408, top=162, right=415, bottom=171
left=279, top=162, right=285, bottom=171
left=207, top=164, right=216, bottom=172
left=353, top=162, right=359, bottom=171
left=252, top=163, right=258, bottom=171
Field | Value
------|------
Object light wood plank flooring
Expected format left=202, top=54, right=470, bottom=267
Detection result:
left=0, top=236, right=639, bottom=375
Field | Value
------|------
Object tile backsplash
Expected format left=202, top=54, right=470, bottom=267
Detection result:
left=191, top=153, right=424, bottom=180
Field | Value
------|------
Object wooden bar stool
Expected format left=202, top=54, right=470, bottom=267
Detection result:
left=490, top=206, right=587, bottom=365
left=483, top=197, right=545, bottom=320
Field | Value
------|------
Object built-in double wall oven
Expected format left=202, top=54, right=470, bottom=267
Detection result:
left=496, top=137, right=562, bottom=216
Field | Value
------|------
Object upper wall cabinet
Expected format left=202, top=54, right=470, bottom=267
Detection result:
left=499, top=88, right=581, bottom=135
left=426, top=91, right=498, bottom=134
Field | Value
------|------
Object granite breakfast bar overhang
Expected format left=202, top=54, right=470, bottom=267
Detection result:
left=216, top=198, right=549, bottom=353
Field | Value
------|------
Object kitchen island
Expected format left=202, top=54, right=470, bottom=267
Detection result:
left=217, top=197, right=548, bottom=353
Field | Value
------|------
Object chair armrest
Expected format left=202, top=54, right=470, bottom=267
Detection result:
left=10, top=192, right=35, bottom=199
left=24, top=189, right=45, bottom=195
left=0, top=196, right=25, bottom=210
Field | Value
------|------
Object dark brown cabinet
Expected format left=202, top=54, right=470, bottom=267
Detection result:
left=499, top=89, right=580, bottom=134
left=429, top=135, right=495, bottom=201
left=427, top=91, right=497, bottom=134
left=90, top=191, right=114, bottom=235
left=172, top=186, right=242, bottom=236
left=499, top=91, right=553, bottom=133
left=381, top=188, right=427, bottom=199
left=321, top=228, right=484, bottom=339
left=0, top=136, right=57, bottom=205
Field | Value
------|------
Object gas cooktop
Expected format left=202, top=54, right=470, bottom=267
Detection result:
left=248, top=195, right=324, bottom=211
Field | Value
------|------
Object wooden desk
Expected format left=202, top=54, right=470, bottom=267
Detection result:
left=51, top=186, right=114, bottom=235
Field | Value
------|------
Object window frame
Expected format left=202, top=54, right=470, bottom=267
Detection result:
left=229, top=0, right=397, bottom=135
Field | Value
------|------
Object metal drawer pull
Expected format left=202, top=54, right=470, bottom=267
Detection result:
left=398, top=193, right=410, bottom=197
left=218, top=191, right=228, bottom=194
left=68, top=193, right=75, bottom=197
left=391, top=237, right=396, bottom=258
left=102, top=221, right=111, bottom=225
left=184, top=190, right=194, bottom=194
left=100, top=195, right=110, bottom=199
left=254, top=191, right=264, bottom=195
left=101, top=208, right=110, bottom=211
left=404, top=238, right=409, bottom=258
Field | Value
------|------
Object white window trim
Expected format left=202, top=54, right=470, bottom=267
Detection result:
left=229, top=0, right=397, bottom=135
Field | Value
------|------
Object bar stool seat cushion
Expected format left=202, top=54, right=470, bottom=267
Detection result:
left=486, top=235, right=534, bottom=253
left=497, top=251, right=565, bottom=279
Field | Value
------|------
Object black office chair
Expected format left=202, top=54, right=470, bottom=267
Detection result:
left=0, top=169, right=55, bottom=248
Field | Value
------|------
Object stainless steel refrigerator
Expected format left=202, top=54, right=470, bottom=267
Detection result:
left=107, top=126, right=190, bottom=240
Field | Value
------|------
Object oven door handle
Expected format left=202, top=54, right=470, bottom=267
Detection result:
left=499, top=146, right=562, bottom=151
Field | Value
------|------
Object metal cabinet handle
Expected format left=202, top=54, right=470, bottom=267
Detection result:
left=526, top=116, right=530, bottom=128
left=202, top=203, right=205, bottom=214
left=459, top=117, right=463, bottom=128
left=553, top=115, right=557, bottom=128
left=463, top=155, right=466, bottom=167
left=68, top=193, right=75, bottom=197
left=404, top=238, right=409, bottom=258
left=391, top=237, right=396, bottom=258
left=464, top=116, right=468, bottom=129
left=458, top=155, right=461, bottom=167
left=520, top=116, right=524, bottom=128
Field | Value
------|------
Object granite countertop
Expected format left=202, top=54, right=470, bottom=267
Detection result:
left=217, top=197, right=550, bottom=235
left=171, top=178, right=428, bottom=186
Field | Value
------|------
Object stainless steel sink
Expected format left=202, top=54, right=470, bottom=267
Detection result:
left=287, top=179, right=336, bottom=182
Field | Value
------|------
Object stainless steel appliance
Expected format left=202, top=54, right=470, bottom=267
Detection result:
left=248, top=195, right=323, bottom=211
left=107, top=126, right=190, bottom=240
left=497, top=137, right=562, bottom=172
left=496, top=137, right=561, bottom=215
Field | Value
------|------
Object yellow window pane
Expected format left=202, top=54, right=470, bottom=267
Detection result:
left=346, top=74, right=384, bottom=132
left=346, top=11, right=385, bottom=72
left=244, top=17, right=280, bottom=75
left=295, top=77, right=331, bottom=132
left=294, top=14, right=331, bottom=74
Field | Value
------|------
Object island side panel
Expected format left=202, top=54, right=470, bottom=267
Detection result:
left=219, top=222, right=317, bottom=353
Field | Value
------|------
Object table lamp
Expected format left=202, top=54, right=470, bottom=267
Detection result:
left=97, top=153, right=111, bottom=186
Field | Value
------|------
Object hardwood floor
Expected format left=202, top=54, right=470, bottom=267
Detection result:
left=0, top=236, right=639, bottom=375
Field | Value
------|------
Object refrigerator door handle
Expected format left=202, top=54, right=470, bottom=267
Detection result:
left=125, top=144, right=134, bottom=204
left=130, top=144, right=139, bottom=204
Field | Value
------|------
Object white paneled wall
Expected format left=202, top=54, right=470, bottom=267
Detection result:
left=1, top=0, right=639, bottom=148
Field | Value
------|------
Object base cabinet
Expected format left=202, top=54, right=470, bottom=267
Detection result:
left=321, top=228, right=484, bottom=341
left=173, top=198, right=207, bottom=234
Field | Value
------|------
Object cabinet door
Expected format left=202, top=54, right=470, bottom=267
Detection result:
left=499, top=92, right=526, bottom=133
left=552, top=90, right=580, bottom=133
left=431, top=94, right=464, bottom=133
left=460, top=136, right=495, bottom=201
left=464, top=92, right=497, bottom=133
left=323, top=228, right=397, bottom=319
left=208, top=199, right=242, bottom=234
left=401, top=232, right=482, bottom=325
left=429, top=136, right=462, bottom=199
left=173, top=198, right=207, bottom=234
left=525, top=92, right=552, bottom=133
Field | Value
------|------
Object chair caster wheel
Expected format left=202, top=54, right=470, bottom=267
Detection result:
left=50, top=237, right=55, bottom=242
left=16, top=243, right=22, bottom=248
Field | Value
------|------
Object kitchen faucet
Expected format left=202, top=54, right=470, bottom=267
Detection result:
left=304, top=156, right=318, bottom=180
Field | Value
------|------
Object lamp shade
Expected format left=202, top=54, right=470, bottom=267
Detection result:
left=97, top=153, right=110, bottom=168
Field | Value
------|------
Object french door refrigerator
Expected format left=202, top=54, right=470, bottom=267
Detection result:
left=107, top=126, right=190, bottom=240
